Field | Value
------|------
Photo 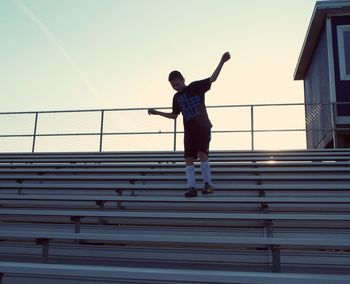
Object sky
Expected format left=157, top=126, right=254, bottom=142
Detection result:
left=0, top=0, right=323, bottom=151
left=0, top=0, right=318, bottom=112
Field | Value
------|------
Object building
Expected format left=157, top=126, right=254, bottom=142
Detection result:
left=294, top=0, right=350, bottom=148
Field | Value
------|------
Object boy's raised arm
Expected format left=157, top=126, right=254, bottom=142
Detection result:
left=148, top=108, right=178, bottom=119
left=210, top=52, right=231, bottom=83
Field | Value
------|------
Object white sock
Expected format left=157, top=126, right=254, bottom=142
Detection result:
left=200, top=160, right=212, bottom=185
left=185, top=165, right=196, bottom=188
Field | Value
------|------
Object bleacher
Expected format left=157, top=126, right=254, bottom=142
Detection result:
left=0, top=149, right=350, bottom=284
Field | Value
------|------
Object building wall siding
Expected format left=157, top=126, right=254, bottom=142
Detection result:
left=304, top=24, right=332, bottom=148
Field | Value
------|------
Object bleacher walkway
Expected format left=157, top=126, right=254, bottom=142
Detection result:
left=0, top=149, right=350, bottom=284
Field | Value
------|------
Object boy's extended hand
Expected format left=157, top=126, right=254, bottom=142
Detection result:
left=221, top=52, right=231, bottom=63
left=148, top=108, right=157, bottom=115
left=148, top=108, right=178, bottom=119
left=210, top=51, right=231, bottom=83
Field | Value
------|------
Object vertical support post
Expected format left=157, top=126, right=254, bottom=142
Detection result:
left=96, top=200, right=106, bottom=225
left=0, top=273, right=4, bottom=284
left=259, top=190, right=269, bottom=213
left=265, top=219, right=274, bottom=237
left=115, top=190, right=123, bottom=210
left=32, top=112, right=39, bottom=153
left=326, top=17, right=338, bottom=149
left=173, top=118, right=177, bottom=151
left=75, top=218, right=81, bottom=233
left=36, top=238, right=50, bottom=263
left=99, top=110, right=105, bottom=152
left=271, top=245, right=281, bottom=272
left=250, top=105, right=255, bottom=150
left=331, top=102, right=338, bottom=148
left=71, top=216, right=81, bottom=233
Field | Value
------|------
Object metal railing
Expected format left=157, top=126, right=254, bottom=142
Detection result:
left=0, top=103, right=349, bottom=152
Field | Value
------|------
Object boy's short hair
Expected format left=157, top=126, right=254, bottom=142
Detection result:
left=168, top=70, right=184, bottom=81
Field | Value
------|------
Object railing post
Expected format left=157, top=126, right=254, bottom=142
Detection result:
left=32, top=112, right=39, bottom=153
left=251, top=105, right=254, bottom=150
left=331, top=102, right=338, bottom=148
left=173, top=118, right=177, bottom=151
left=99, top=110, right=105, bottom=152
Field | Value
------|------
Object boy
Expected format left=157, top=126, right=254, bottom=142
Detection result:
left=148, top=52, right=231, bottom=197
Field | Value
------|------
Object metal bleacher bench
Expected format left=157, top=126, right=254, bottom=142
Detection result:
left=2, top=173, right=350, bottom=182
left=2, top=194, right=350, bottom=204
left=0, top=228, right=350, bottom=271
left=2, top=208, right=350, bottom=223
left=2, top=183, right=350, bottom=191
left=1, top=208, right=350, bottom=272
left=1, top=149, right=350, bottom=283
left=0, top=149, right=350, bottom=164
left=1, top=261, right=350, bottom=284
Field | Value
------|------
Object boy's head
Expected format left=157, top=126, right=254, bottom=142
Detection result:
left=168, top=70, right=186, bottom=91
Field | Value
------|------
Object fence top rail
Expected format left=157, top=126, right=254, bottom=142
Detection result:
left=4, top=101, right=350, bottom=116
left=0, top=103, right=309, bottom=116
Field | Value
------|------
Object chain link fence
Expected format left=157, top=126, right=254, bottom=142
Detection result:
left=0, top=103, right=348, bottom=152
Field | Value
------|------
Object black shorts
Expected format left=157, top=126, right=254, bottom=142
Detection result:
left=184, top=127, right=211, bottom=159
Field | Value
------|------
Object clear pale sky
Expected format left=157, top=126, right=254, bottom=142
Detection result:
left=0, top=0, right=318, bottom=112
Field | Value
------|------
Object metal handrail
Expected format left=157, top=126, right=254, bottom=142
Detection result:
left=0, top=102, right=348, bottom=152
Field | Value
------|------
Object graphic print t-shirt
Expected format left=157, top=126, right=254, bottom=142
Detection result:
left=172, top=78, right=212, bottom=131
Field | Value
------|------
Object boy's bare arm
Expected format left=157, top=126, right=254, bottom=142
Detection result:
left=148, top=108, right=178, bottom=119
left=210, top=52, right=231, bottom=83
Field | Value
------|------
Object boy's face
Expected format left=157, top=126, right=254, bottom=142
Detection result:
left=169, top=77, right=186, bottom=92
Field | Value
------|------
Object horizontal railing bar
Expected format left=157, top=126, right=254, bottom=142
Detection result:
left=0, top=107, right=172, bottom=116
left=207, top=103, right=304, bottom=109
left=3, top=102, right=350, bottom=116
left=0, top=134, right=35, bottom=138
left=0, top=129, right=342, bottom=139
